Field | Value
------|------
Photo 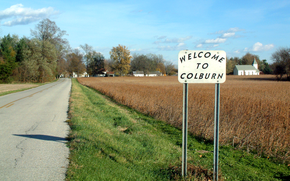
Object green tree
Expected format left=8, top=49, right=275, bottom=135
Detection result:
left=18, top=39, right=40, bottom=82
left=0, top=34, right=18, bottom=82
left=90, top=52, right=105, bottom=75
left=15, top=37, right=29, bottom=63
left=31, top=39, right=57, bottom=82
left=31, top=18, right=68, bottom=79
left=261, top=59, right=272, bottom=74
left=226, top=58, right=235, bottom=74
left=110, top=44, right=131, bottom=76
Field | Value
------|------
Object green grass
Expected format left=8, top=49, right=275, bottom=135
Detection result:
left=66, top=78, right=290, bottom=181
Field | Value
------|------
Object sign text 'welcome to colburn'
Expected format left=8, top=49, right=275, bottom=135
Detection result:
left=178, top=50, right=226, bottom=84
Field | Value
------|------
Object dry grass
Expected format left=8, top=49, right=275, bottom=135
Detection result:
left=78, top=75, right=290, bottom=163
left=0, top=84, right=38, bottom=93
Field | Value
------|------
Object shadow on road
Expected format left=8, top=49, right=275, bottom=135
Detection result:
left=13, top=134, right=67, bottom=142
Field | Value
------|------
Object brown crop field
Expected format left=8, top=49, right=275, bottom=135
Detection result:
left=0, top=84, right=38, bottom=94
left=77, top=75, right=290, bottom=163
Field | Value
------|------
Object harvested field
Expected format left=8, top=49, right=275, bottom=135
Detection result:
left=0, top=84, right=38, bottom=94
left=78, top=75, right=290, bottom=163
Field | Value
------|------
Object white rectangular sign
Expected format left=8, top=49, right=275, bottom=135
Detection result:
left=178, top=50, right=226, bottom=83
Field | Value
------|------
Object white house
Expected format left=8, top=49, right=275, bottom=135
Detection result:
left=133, top=71, right=144, bottom=77
left=233, top=59, right=260, bottom=75
left=146, top=71, right=162, bottom=77
left=72, top=72, right=89, bottom=78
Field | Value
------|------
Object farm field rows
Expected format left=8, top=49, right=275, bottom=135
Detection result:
left=78, top=75, right=290, bottom=163
left=0, top=84, right=39, bottom=96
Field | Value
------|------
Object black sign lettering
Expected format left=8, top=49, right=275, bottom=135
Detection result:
left=211, top=54, right=219, bottom=60
left=204, top=52, right=211, bottom=58
left=218, top=57, right=225, bottom=63
left=196, top=63, right=201, bottom=69
left=199, top=73, right=204, bottom=79
left=205, top=73, right=210, bottom=79
left=217, top=73, right=223, bottom=79
left=187, top=73, right=193, bottom=79
left=180, top=73, right=186, bottom=79
left=202, top=63, right=209, bottom=69
left=180, top=55, right=185, bottom=63
left=198, top=51, right=203, bottom=58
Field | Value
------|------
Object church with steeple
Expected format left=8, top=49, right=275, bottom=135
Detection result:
left=233, top=59, right=260, bottom=75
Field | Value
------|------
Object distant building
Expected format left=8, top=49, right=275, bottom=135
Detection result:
left=133, top=71, right=144, bottom=77
left=72, top=72, right=89, bottom=78
left=106, top=72, right=115, bottom=77
left=233, top=59, right=260, bottom=75
left=146, top=71, right=162, bottom=77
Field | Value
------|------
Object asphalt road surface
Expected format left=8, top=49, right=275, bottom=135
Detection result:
left=0, top=78, right=71, bottom=181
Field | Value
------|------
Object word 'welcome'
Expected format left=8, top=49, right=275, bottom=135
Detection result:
left=179, top=51, right=225, bottom=63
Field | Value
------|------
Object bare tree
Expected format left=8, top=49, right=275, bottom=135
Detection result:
left=80, top=43, right=93, bottom=72
left=271, top=47, right=290, bottom=80
left=31, top=18, right=68, bottom=46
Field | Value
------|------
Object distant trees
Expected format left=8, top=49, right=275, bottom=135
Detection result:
left=67, top=50, right=86, bottom=77
left=131, top=53, right=177, bottom=75
left=226, top=53, right=273, bottom=75
left=110, top=45, right=131, bottom=76
left=271, top=47, right=290, bottom=80
left=0, top=34, right=18, bottom=82
left=131, top=54, right=153, bottom=75
left=0, top=18, right=69, bottom=83
left=90, top=52, right=105, bottom=75
left=80, top=43, right=93, bottom=73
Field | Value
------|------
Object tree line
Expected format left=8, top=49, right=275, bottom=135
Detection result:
left=0, top=19, right=177, bottom=83
left=1, top=18, right=289, bottom=83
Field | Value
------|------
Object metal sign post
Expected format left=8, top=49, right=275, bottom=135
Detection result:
left=178, top=50, right=226, bottom=180
left=214, top=83, right=220, bottom=181
left=182, top=83, right=188, bottom=177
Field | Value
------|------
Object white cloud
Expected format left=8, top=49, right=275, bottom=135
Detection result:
left=212, top=27, right=244, bottom=35
left=205, top=38, right=226, bottom=44
left=213, top=44, right=219, bottom=47
left=0, top=4, right=59, bottom=26
left=222, top=32, right=235, bottom=38
left=156, top=36, right=167, bottom=40
left=252, top=42, right=274, bottom=51
left=154, top=36, right=192, bottom=44
left=243, top=42, right=274, bottom=52
left=177, top=42, right=185, bottom=47
left=196, top=44, right=202, bottom=48
left=234, top=50, right=240, bottom=54
left=157, top=42, right=186, bottom=51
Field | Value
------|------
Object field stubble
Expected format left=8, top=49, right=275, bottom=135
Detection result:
left=78, top=75, right=290, bottom=163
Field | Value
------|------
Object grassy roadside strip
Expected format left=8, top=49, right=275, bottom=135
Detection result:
left=66, top=78, right=290, bottom=181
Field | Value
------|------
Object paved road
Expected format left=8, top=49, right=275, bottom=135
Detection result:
left=0, top=78, right=71, bottom=181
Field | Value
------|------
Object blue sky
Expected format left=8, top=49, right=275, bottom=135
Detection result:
left=1, top=0, right=290, bottom=64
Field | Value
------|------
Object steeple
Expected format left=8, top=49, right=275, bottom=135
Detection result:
left=252, top=58, right=258, bottom=69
